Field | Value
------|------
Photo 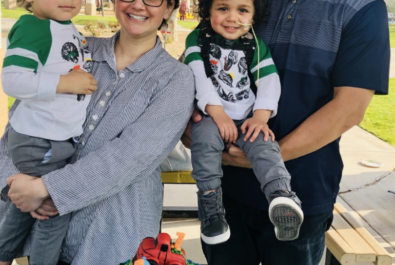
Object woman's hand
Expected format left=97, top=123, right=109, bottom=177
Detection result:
left=222, top=145, right=252, bottom=169
left=30, top=198, right=59, bottom=220
left=181, top=108, right=202, bottom=149
left=7, top=174, right=50, bottom=212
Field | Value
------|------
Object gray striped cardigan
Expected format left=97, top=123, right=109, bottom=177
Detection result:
left=0, top=33, right=195, bottom=265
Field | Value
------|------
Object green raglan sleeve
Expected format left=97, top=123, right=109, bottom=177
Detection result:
left=3, top=15, right=52, bottom=71
left=184, top=28, right=203, bottom=65
left=1, top=15, right=60, bottom=101
left=249, top=37, right=278, bottom=83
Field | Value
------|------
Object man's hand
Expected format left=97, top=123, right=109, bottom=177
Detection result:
left=222, top=145, right=252, bottom=168
left=30, top=198, right=59, bottom=220
left=181, top=109, right=202, bottom=149
left=7, top=174, right=50, bottom=212
left=206, top=105, right=238, bottom=143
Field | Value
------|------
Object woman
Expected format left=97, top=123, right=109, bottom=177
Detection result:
left=0, top=0, right=195, bottom=264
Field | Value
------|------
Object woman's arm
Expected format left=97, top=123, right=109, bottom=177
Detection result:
left=220, top=86, right=374, bottom=166
left=41, top=67, right=195, bottom=215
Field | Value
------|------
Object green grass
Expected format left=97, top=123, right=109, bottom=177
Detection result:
left=359, top=79, right=395, bottom=147
left=1, top=2, right=117, bottom=25
left=71, top=15, right=117, bottom=26
left=1, top=1, right=29, bottom=18
left=390, top=25, right=395, bottom=48
left=178, top=21, right=199, bottom=30
left=8, top=97, right=15, bottom=110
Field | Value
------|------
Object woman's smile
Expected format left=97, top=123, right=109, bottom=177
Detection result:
left=127, top=13, right=148, bottom=21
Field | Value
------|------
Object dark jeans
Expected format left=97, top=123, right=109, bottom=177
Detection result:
left=202, top=195, right=333, bottom=265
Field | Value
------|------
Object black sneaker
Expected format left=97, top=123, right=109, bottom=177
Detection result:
left=268, top=190, right=304, bottom=241
left=197, top=187, right=230, bottom=245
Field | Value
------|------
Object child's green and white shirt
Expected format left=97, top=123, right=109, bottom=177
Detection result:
left=2, top=15, right=92, bottom=141
left=185, top=28, right=281, bottom=120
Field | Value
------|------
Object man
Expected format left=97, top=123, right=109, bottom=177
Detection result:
left=183, top=0, right=390, bottom=264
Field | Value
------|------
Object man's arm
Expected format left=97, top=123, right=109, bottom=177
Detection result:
left=221, top=86, right=374, bottom=166
left=279, top=86, right=374, bottom=161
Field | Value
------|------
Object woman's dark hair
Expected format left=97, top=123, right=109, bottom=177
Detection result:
left=161, top=0, right=179, bottom=29
left=110, top=0, right=179, bottom=29
left=196, top=0, right=270, bottom=30
left=18, top=0, right=33, bottom=12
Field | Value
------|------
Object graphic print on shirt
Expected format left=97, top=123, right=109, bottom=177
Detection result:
left=210, top=76, right=220, bottom=87
left=218, top=70, right=233, bottom=87
left=238, top=57, right=248, bottom=75
left=236, top=76, right=249, bottom=89
left=224, top=51, right=238, bottom=71
left=207, top=42, right=254, bottom=104
left=217, top=86, right=236, bottom=102
left=210, top=60, right=219, bottom=75
left=61, top=42, right=79, bottom=63
left=235, top=89, right=249, bottom=100
left=210, top=43, right=222, bottom=59
left=73, top=34, right=92, bottom=73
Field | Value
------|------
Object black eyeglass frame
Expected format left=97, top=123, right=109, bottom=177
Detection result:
left=118, top=0, right=165, bottom=7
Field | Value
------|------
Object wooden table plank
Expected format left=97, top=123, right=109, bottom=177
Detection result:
left=326, top=228, right=356, bottom=265
left=332, top=210, right=377, bottom=262
left=335, top=203, right=392, bottom=265
left=340, top=172, right=395, bottom=251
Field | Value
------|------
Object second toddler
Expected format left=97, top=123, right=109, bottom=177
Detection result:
left=185, top=0, right=304, bottom=245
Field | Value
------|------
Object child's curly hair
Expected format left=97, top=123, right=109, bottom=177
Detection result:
left=196, top=0, right=270, bottom=30
left=18, top=0, right=33, bottom=12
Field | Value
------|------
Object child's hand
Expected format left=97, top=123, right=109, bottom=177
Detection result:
left=206, top=105, right=238, bottom=143
left=57, top=69, right=98, bottom=95
left=241, top=116, right=275, bottom=142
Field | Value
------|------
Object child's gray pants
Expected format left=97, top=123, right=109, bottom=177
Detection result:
left=0, top=127, right=75, bottom=265
left=191, top=115, right=291, bottom=201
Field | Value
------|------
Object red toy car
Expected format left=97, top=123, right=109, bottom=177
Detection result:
left=132, top=233, right=186, bottom=265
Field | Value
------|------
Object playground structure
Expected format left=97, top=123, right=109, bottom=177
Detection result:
left=177, top=12, right=195, bottom=20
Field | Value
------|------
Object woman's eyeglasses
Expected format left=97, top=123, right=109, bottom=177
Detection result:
left=119, top=0, right=164, bottom=7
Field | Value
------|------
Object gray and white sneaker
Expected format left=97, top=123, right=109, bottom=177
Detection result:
left=268, top=190, right=304, bottom=241
left=197, top=187, right=230, bottom=245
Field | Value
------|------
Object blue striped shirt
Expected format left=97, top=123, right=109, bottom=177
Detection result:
left=222, top=0, right=390, bottom=215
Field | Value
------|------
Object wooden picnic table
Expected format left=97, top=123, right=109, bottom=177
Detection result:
left=162, top=171, right=395, bottom=265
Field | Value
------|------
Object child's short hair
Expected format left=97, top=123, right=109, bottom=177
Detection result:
left=196, top=0, right=270, bottom=29
left=18, top=0, right=33, bottom=12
